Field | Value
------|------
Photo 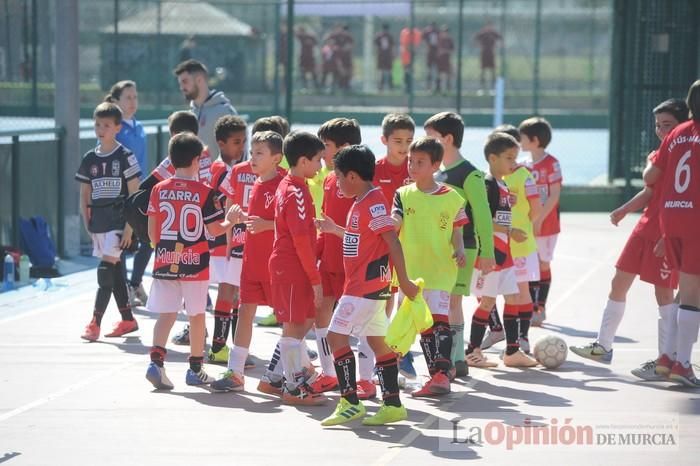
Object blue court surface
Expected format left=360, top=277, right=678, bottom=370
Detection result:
left=0, top=213, right=698, bottom=465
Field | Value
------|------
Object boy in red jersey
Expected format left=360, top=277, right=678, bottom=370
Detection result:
left=467, top=133, right=536, bottom=368
left=145, top=132, right=237, bottom=390
left=269, top=131, right=327, bottom=405
left=206, top=115, right=247, bottom=364
left=571, top=99, right=687, bottom=379
left=518, top=117, right=562, bottom=325
left=367, top=113, right=416, bottom=383
left=211, top=131, right=285, bottom=392
left=316, top=145, right=418, bottom=426
left=312, top=118, right=362, bottom=393
left=653, top=80, right=700, bottom=387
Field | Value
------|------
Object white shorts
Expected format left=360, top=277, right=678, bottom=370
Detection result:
left=147, top=279, right=209, bottom=316
left=328, top=295, right=389, bottom=337
left=470, top=267, right=518, bottom=298
left=210, top=257, right=242, bottom=286
left=91, top=231, right=123, bottom=259
left=513, top=252, right=541, bottom=283
left=398, top=288, right=450, bottom=317
left=536, top=234, right=559, bottom=263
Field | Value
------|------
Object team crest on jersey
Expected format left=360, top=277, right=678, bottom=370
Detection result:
left=90, top=165, right=99, bottom=177
left=439, top=212, right=450, bottom=231
left=111, top=160, right=120, bottom=176
left=127, top=154, right=138, bottom=167
left=369, top=203, right=387, bottom=218
left=350, top=212, right=360, bottom=230
left=406, top=207, right=415, bottom=216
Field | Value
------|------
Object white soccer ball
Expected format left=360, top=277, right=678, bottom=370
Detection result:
left=533, top=335, right=568, bottom=369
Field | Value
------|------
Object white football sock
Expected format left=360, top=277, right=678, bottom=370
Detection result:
left=597, top=299, right=625, bottom=351
left=658, top=303, right=679, bottom=358
left=675, top=306, right=700, bottom=367
left=358, top=336, right=376, bottom=381
left=279, top=337, right=303, bottom=389
left=228, top=345, right=249, bottom=374
left=314, top=327, right=335, bottom=375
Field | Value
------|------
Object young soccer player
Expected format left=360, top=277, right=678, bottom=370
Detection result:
left=467, top=132, right=537, bottom=368
left=570, top=99, right=687, bottom=378
left=77, top=102, right=141, bottom=341
left=269, top=131, right=327, bottom=405
left=368, top=113, right=416, bottom=381
left=211, top=131, right=285, bottom=392
left=481, top=124, right=542, bottom=354
left=313, top=117, right=362, bottom=394
left=206, top=115, right=247, bottom=364
left=144, top=132, right=237, bottom=389
left=643, top=81, right=700, bottom=387
left=315, top=145, right=419, bottom=426
left=426, top=112, right=495, bottom=377
left=392, top=137, right=469, bottom=397
left=518, top=117, right=562, bottom=325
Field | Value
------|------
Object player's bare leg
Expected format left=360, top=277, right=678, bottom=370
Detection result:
left=211, top=302, right=257, bottom=392
left=669, top=272, right=700, bottom=387
left=185, top=313, right=215, bottom=385
left=281, top=319, right=325, bottom=405
left=311, top=296, right=339, bottom=392
left=146, top=311, right=178, bottom=390
left=532, top=260, right=552, bottom=325
left=449, top=294, right=467, bottom=377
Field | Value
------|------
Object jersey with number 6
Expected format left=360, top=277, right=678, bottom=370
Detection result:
left=655, top=120, right=700, bottom=239
left=147, top=177, right=223, bottom=281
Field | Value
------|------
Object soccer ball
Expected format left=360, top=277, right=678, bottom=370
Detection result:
left=533, top=335, right=567, bottom=369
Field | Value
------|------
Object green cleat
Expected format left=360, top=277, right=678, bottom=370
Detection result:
left=362, top=404, right=408, bottom=426
left=257, top=312, right=279, bottom=327
left=208, top=345, right=229, bottom=364
left=321, top=398, right=366, bottom=426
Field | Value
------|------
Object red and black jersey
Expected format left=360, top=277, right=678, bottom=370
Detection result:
left=219, top=161, right=256, bottom=258
left=147, top=177, right=223, bottom=281
left=208, top=158, right=232, bottom=257
left=151, top=146, right=213, bottom=185
left=480, top=174, right=513, bottom=270
left=343, top=188, right=395, bottom=299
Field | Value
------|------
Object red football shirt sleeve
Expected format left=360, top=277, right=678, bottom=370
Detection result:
left=548, top=159, right=563, bottom=184
left=367, top=201, right=394, bottom=234
left=453, top=207, right=469, bottom=227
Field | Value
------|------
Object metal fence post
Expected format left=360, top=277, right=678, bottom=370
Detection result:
left=284, top=0, right=294, bottom=123
left=533, top=0, right=542, bottom=114
left=456, top=0, right=464, bottom=115
left=57, top=128, right=65, bottom=257
left=31, top=0, right=38, bottom=115
left=11, top=136, right=20, bottom=248
left=156, top=124, right=163, bottom=163
left=408, top=0, right=415, bottom=114
left=273, top=1, right=281, bottom=115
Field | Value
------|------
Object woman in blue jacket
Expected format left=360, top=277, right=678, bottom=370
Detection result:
left=106, top=80, right=151, bottom=306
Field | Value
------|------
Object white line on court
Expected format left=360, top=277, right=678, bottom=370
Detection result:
left=0, top=294, right=90, bottom=326
left=0, top=361, right=135, bottom=423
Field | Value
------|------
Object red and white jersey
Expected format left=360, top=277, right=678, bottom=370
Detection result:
left=208, top=158, right=232, bottom=257
left=147, top=177, right=223, bottom=281
left=269, top=174, right=320, bottom=285
left=151, top=146, right=213, bottom=185
left=373, top=157, right=411, bottom=207
left=343, top=188, right=394, bottom=299
left=631, top=150, right=663, bottom=240
left=522, top=153, right=562, bottom=236
left=242, top=173, right=284, bottom=282
left=655, top=120, right=700, bottom=239
left=219, top=161, right=257, bottom=258
left=320, top=171, right=355, bottom=273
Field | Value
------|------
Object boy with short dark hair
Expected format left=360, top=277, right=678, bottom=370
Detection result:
left=392, top=136, right=469, bottom=397
left=518, top=117, right=562, bottom=326
left=269, top=131, right=327, bottom=405
left=212, top=131, right=286, bottom=392
left=145, top=132, right=237, bottom=389
left=77, top=102, right=141, bottom=341
left=206, top=115, right=247, bottom=364
left=315, top=144, right=418, bottom=426
left=425, top=112, right=494, bottom=377
left=311, top=118, right=363, bottom=394
left=466, top=132, right=537, bottom=368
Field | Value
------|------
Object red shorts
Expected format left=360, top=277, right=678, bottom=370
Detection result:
left=240, top=275, right=272, bottom=306
left=616, top=233, right=678, bottom=289
left=321, top=271, right=345, bottom=301
left=271, top=281, right=316, bottom=323
left=664, top=236, right=700, bottom=276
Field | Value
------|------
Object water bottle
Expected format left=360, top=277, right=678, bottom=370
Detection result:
left=19, top=255, right=30, bottom=284
left=2, top=253, right=15, bottom=291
